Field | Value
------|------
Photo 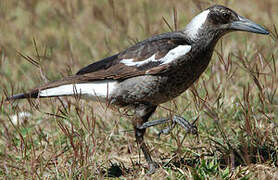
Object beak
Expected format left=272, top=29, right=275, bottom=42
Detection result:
left=231, top=16, right=269, bottom=35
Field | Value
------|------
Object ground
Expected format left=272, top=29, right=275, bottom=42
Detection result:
left=0, top=0, right=277, bottom=179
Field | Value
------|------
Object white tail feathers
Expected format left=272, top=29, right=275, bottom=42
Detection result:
left=38, top=80, right=118, bottom=100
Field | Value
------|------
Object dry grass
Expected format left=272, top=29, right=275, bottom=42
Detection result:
left=0, top=0, right=277, bottom=179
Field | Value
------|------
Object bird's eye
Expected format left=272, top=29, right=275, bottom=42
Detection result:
left=223, top=12, right=230, bottom=19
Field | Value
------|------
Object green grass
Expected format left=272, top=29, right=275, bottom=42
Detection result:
left=0, top=0, right=278, bottom=179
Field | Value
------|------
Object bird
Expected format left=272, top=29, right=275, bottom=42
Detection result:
left=7, top=5, right=269, bottom=174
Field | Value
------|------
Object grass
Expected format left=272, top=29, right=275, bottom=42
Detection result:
left=0, top=0, right=277, bottom=179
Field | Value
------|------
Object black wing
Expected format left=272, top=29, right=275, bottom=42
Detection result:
left=76, top=31, right=190, bottom=79
left=76, top=54, right=119, bottom=75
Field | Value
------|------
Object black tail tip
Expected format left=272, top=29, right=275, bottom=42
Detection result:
left=6, top=92, right=38, bottom=101
left=6, top=93, right=26, bottom=101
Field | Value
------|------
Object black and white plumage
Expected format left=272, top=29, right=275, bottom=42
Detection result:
left=7, top=5, right=269, bottom=173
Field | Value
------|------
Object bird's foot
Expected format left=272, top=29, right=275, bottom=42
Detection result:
left=146, top=161, right=159, bottom=175
left=139, top=115, right=198, bottom=136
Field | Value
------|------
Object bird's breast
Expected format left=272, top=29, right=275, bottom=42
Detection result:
left=110, top=49, right=214, bottom=106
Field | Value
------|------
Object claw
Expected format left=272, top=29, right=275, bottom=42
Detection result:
left=173, top=116, right=198, bottom=135
left=146, top=161, right=159, bottom=175
left=139, top=115, right=198, bottom=136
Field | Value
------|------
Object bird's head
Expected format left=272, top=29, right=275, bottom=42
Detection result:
left=184, top=5, right=269, bottom=43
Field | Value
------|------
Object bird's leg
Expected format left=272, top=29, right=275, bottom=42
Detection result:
left=139, top=115, right=198, bottom=136
left=133, top=104, right=158, bottom=174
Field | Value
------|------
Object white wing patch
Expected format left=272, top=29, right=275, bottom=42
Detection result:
left=120, top=45, right=191, bottom=67
left=39, top=80, right=118, bottom=101
left=161, top=45, right=191, bottom=65
left=184, top=9, right=210, bottom=41
left=121, top=54, right=156, bottom=67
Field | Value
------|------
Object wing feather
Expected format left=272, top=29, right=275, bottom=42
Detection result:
left=76, top=31, right=191, bottom=80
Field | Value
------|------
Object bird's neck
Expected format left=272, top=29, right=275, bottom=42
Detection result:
left=184, top=22, right=223, bottom=49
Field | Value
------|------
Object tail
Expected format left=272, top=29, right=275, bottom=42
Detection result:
left=6, top=78, right=118, bottom=102
left=6, top=76, right=83, bottom=101
left=6, top=91, right=39, bottom=101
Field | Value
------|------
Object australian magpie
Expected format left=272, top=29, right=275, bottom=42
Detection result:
left=7, top=5, right=269, bottom=174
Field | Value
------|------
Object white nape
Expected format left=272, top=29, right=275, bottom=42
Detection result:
left=184, top=9, right=210, bottom=41
left=121, top=45, right=191, bottom=67
left=39, top=80, right=118, bottom=100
